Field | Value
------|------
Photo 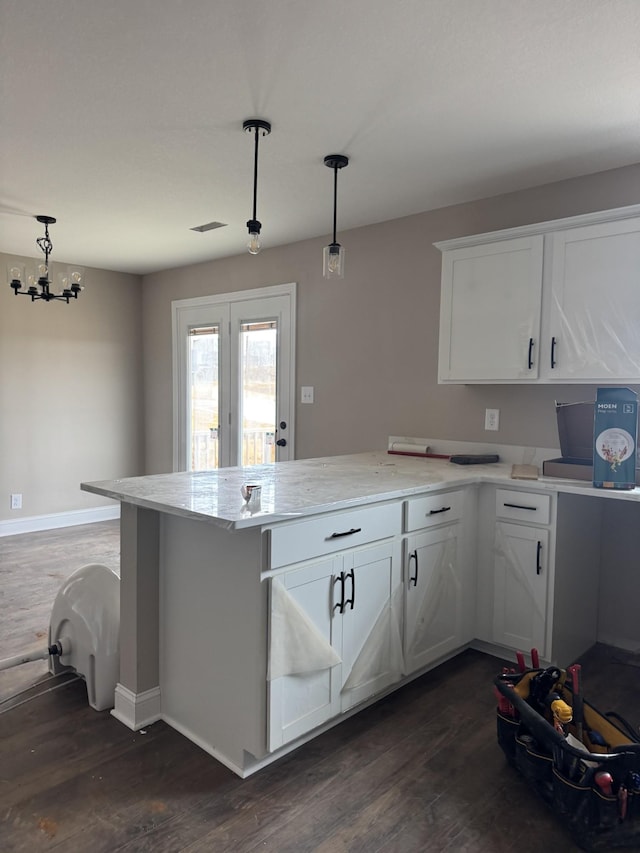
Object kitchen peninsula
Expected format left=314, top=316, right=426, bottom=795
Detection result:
left=82, top=449, right=640, bottom=777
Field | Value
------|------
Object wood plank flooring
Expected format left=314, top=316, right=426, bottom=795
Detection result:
left=2, top=522, right=640, bottom=851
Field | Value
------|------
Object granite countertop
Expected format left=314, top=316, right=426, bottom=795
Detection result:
left=81, top=450, right=640, bottom=530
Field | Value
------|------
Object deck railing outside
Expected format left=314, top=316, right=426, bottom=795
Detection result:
left=191, top=428, right=276, bottom=470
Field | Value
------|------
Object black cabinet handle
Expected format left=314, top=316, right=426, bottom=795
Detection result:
left=428, top=506, right=451, bottom=516
left=536, top=541, right=542, bottom=575
left=329, top=527, right=362, bottom=539
left=409, top=550, right=418, bottom=587
left=550, top=336, right=557, bottom=369
left=527, top=337, right=534, bottom=370
left=332, top=572, right=345, bottom=613
left=503, top=502, right=537, bottom=511
left=344, top=569, right=355, bottom=611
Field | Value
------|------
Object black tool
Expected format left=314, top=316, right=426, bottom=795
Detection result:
left=449, top=454, right=500, bottom=465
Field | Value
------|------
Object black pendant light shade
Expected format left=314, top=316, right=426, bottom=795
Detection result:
left=8, top=215, right=85, bottom=303
left=243, top=119, right=272, bottom=255
left=323, top=154, right=349, bottom=279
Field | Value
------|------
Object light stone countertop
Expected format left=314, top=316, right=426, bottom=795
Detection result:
left=81, top=451, right=640, bottom=531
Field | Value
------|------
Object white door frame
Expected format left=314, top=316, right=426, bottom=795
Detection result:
left=172, top=282, right=296, bottom=472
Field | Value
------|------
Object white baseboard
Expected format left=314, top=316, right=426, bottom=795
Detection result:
left=111, top=684, right=162, bottom=730
left=0, top=504, right=120, bottom=537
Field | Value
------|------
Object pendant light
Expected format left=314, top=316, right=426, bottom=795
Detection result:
left=8, top=215, right=85, bottom=303
left=243, top=118, right=271, bottom=255
left=323, top=154, right=349, bottom=279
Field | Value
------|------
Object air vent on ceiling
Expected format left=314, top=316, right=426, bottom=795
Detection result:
left=190, top=221, right=228, bottom=233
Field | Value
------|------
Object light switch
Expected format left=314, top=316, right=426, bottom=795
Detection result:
left=301, top=386, right=314, bottom=404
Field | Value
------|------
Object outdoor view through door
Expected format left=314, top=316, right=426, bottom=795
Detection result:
left=172, top=284, right=296, bottom=472
left=189, top=321, right=278, bottom=470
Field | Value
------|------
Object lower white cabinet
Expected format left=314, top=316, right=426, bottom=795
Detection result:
left=268, top=538, right=402, bottom=751
left=403, top=525, right=464, bottom=674
left=492, top=522, right=549, bottom=656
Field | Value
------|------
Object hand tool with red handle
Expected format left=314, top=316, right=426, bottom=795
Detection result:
left=567, top=663, right=584, bottom=744
left=530, top=647, right=540, bottom=668
left=516, top=651, right=526, bottom=673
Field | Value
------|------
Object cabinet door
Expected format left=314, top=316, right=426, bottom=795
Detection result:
left=493, top=522, right=549, bottom=656
left=340, top=540, right=403, bottom=712
left=438, top=236, right=543, bottom=382
left=268, top=557, right=342, bottom=751
left=543, top=217, right=640, bottom=381
left=403, top=525, right=462, bottom=674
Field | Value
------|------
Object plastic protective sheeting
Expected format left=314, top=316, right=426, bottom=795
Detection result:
left=341, top=585, right=404, bottom=694
left=406, top=534, right=459, bottom=662
left=268, top=578, right=341, bottom=681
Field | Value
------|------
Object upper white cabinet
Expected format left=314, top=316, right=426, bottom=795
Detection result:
left=438, top=236, right=543, bottom=381
left=541, top=218, right=640, bottom=381
left=436, top=205, right=640, bottom=384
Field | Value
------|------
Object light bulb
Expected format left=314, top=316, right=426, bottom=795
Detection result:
left=323, top=243, right=345, bottom=279
left=247, top=230, right=261, bottom=255
left=57, top=271, right=70, bottom=294
left=69, top=268, right=85, bottom=291
left=8, top=263, right=24, bottom=285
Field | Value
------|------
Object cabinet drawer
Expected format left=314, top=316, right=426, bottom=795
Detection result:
left=495, top=489, right=551, bottom=525
left=268, top=502, right=402, bottom=569
left=404, top=490, right=464, bottom=532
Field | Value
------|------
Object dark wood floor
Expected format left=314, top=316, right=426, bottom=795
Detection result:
left=2, top=522, right=640, bottom=851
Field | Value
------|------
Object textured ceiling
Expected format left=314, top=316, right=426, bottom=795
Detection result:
left=1, top=0, right=639, bottom=274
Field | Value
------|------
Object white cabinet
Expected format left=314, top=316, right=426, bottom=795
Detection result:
left=491, top=488, right=552, bottom=657
left=267, top=517, right=402, bottom=752
left=438, top=236, right=543, bottom=381
left=541, top=217, right=640, bottom=381
left=493, top=521, right=549, bottom=655
left=402, top=489, right=474, bottom=675
left=477, top=486, right=603, bottom=666
left=403, top=526, right=463, bottom=673
left=436, top=206, right=640, bottom=384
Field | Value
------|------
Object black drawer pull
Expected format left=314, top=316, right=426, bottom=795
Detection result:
left=536, top=541, right=542, bottom=575
left=329, top=527, right=362, bottom=539
left=344, top=569, right=355, bottom=611
left=409, top=550, right=418, bottom=587
left=332, top=572, right=345, bottom=613
left=428, top=506, right=451, bottom=515
left=551, top=336, right=557, bottom=369
left=503, top=502, right=537, bottom=511
left=527, top=337, right=534, bottom=370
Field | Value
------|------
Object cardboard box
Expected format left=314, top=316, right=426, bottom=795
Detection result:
left=593, top=387, right=638, bottom=490
left=543, top=399, right=640, bottom=485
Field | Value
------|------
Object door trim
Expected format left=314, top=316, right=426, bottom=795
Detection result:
left=171, top=282, right=297, bottom=472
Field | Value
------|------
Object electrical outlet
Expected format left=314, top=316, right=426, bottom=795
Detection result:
left=301, top=386, right=314, bottom=404
left=10, top=493, right=22, bottom=510
left=485, top=408, right=500, bottom=431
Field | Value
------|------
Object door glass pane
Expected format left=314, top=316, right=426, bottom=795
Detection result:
left=189, top=325, right=219, bottom=471
left=239, top=320, right=277, bottom=466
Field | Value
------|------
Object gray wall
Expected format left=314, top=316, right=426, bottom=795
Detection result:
left=0, top=255, right=144, bottom=523
left=142, top=162, right=640, bottom=475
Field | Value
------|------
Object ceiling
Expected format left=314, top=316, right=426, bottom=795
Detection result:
left=1, top=0, right=640, bottom=275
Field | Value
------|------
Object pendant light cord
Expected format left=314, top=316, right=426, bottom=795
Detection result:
left=252, top=126, right=260, bottom=222
left=332, top=165, right=338, bottom=244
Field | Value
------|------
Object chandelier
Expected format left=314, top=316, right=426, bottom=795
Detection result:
left=8, top=215, right=85, bottom=303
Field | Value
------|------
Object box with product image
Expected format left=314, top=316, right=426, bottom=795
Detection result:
left=593, top=387, right=638, bottom=490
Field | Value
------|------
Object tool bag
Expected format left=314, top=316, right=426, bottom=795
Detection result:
left=495, top=666, right=640, bottom=852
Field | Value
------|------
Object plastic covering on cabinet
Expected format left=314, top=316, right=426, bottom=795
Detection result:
left=268, top=578, right=341, bottom=680
left=341, top=585, right=404, bottom=693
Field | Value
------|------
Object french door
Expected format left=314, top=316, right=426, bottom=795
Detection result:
left=172, top=283, right=296, bottom=471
